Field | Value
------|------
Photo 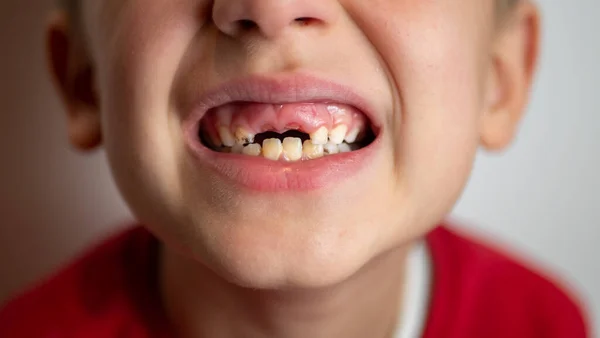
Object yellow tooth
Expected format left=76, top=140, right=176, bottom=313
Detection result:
left=310, top=126, right=328, bottom=145
left=303, top=140, right=324, bottom=159
left=338, top=143, right=351, bottom=153
left=231, top=144, right=244, bottom=154
left=218, top=126, right=236, bottom=147
left=323, top=142, right=340, bottom=155
left=344, top=127, right=360, bottom=143
left=242, top=144, right=262, bottom=156
left=329, top=125, right=348, bottom=144
left=235, top=127, right=255, bottom=145
left=262, top=138, right=283, bottom=161
left=282, top=137, right=303, bottom=162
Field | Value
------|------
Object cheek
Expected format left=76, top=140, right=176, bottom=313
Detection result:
left=350, top=0, right=489, bottom=215
left=88, top=2, right=203, bottom=219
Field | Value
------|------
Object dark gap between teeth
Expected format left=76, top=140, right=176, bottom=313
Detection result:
left=197, top=120, right=378, bottom=153
left=254, top=130, right=309, bottom=145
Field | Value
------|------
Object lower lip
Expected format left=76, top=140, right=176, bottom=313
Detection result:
left=184, top=129, right=381, bottom=192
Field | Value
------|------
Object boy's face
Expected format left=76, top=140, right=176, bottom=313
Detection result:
left=51, top=0, right=537, bottom=288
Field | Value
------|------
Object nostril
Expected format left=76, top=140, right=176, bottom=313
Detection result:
left=294, top=17, right=318, bottom=26
left=237, top=19, right=258, bottom=31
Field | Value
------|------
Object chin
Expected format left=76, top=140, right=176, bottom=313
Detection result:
left=179, top=207, right=382, bottom=290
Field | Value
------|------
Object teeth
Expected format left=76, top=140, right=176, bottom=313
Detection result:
left=344, top=127, right=360, bottom=144
left=262, top=138, right=283, bottom=161
left=338, top=143, right=351, bottom=153
left=231, top=144, right=244, bottom=154
left=218, top=126, right=236, bottom=147
left=206, top=129, right=222, bottom=147
left=303, top=140, right=324, bottom=159
left=323, top=142, right=340, bottom=155
left=242, top=144, right=262, bottom=156
left=328, top=125, right=348, bottom=145
left=310, top=127, right=328, bottom=145
left=235, top=127, right=255, bottom=145
left=282, top=137, right=303, bottom=162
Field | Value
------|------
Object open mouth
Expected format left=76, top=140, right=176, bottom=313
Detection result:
left=197, top=102, right=376, bottom=161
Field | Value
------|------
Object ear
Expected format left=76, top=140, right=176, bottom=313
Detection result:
left=46, top=11, right=102, bottom=151
left=480, top=1, right=541, bottom=151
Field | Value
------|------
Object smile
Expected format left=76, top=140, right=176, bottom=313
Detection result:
left=183, top=74, right=382, bottom=191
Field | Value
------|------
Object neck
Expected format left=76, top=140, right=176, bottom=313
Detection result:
left=159, top=246, right=411, bottom=338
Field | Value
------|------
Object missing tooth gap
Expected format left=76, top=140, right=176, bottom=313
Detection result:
left=253, top=130, right=309, bottom=145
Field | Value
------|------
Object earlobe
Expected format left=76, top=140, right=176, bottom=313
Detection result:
left=46, top=11, right=102, bottom=151
left=480, top=1, right=541, bottom=151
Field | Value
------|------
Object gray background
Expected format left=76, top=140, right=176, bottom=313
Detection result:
left=0, top=0, right=597, bottom=333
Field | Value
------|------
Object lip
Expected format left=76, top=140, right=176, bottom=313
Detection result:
left=182, top=73, right=383, bottom=192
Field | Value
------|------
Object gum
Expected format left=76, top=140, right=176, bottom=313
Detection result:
left=201, top=103, right=368, bottom=138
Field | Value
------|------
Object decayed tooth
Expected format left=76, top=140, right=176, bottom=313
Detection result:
left=303, top=140, right=324, bottom=159
left=218, top=126, right=236, bottom=147
left=231, top=144, right=244, bottom=154
left=344, top=127, right=360, bottom=143
left=323, top=142, right=340, bottom=155
left=310, top=126, right=328, bottom=145
left=235, top=127, right=255, bottom=145
left=242, top=144, right=262, bottom=156
left=262, top=138, right=283, bottom=161
left=282, top=137, right=303, bottom=162
left=338, top=143, right=351, bottom=153
left=328, top=125, right=348, bottom=145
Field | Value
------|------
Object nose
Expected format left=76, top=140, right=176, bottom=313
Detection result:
left=212, top=0, right=336, bottom=39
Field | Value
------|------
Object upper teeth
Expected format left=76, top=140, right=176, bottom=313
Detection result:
left=218, top=126, right=236, bottom=147
left=344, top=127, right=360, bottom=143
left=309, top=126, right=329, bottom=145
left=328, top=125, right=348, bottom=144
left=209, top=124, right=362, bottom=161
left=235, top=127, right=255, bottom=145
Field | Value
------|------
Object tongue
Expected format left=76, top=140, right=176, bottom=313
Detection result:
left=205, top=102, right=367, bottom=135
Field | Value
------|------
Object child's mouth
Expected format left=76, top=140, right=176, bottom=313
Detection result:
left=198, top=102, right=376, bottom=161
left=182, top=74, right=382, bottom=191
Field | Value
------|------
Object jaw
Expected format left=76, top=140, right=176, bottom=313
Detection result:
left=168, top=141, right=412, bottom=289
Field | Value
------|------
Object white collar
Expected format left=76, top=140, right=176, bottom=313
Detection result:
left=393, top=241, right=431, bottom=338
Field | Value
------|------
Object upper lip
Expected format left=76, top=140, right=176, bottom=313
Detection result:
left=182, top=73, right=380, bottom=131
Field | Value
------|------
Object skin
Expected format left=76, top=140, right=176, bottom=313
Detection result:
left=46, top=0, right=540, bottom=337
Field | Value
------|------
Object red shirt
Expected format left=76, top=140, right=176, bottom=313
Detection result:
left=0, top=225, right=589, bottom=337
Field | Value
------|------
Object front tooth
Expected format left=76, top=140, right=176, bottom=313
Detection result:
left=262, top=138, right=283, bottom=161
left=303, top=140, right=324, bottom=159
left=235, top=127, right=255, bottom=145
left=282, top=137, right=303, bottom=162
left=344, top=127, right=360, bottom=143
left=329, top=125, right=348, bottom=145
left=242, top=144, right=262, bottom=156
left=310, top=126, right=328, bottom=145
left=218, top=126, right=236, bottom=147
left=338, top=143, right=351, bottom=153
left=323, top=142, right=340, bottom=155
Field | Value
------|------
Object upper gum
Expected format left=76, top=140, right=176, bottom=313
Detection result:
left=207, top=102, right=367, bottom=135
